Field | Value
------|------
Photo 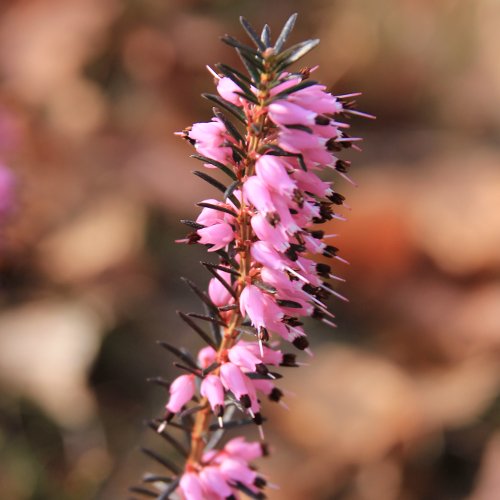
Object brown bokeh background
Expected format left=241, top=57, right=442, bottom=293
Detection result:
left=0, top=1, right=499, bottom=499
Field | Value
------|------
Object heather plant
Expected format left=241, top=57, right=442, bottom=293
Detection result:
left=131, top=14, right=372, bottom=499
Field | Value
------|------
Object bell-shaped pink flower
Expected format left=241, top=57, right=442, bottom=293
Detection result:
left=189, top=119, right=226, bottom=146
left=255, top=154, right=297, bottom=198
left=251, top=240, right=289, bottom=271
left=218, top=456, right=258, bottom=488
left=196, top=199, right=228, bottom=226
left=239, top=284, right=283, bottom=331
left=242, top=176, right=277, bottom=218
left=217, top=76, right=248, bottom=107
left=197, top=346, right=217, bottom=369
left=228, top=344, right=263, bottom=372
left=224, top=437, right=264, bottom=461
left=219, top=362, right=250, bottom=406
left=199, top=466, right=234, bottom=499
left=179, top=471, right=205, bottom=500
left=197, top=222, right=234, bottom=251
left=289, top=84, right=340, bottom=114
left=166, top=374, right=195, bottom=416
left=292, top=169, right=331, bottom=198
left=238, top=340, right=284, bottom=366
left=268, top=100, right=316, bottom=126
left=251, top=213, right=289, bottom=252
left=208, top=275, right=233, bottom=307
left=200, top=374, right=225, bottom=417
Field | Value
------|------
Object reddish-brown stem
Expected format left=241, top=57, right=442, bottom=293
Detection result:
left=186, top=57, right=275, bottom=469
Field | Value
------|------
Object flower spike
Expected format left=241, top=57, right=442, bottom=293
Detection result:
left=135, top=14, right=371, bottom=499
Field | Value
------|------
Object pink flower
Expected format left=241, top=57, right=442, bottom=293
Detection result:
left=197, top=222, right=235, bottom=251
left=228, top=344, right=263, bottom=372
left=208, top=275, right=233, bottom=307
left=165, top=374, right=195, bottom=417
left=251, top=213, right=289, bottom=252
left=243, top=176, right=277, bottom=220
left=200, top=374, right=225, bottom=418
left=179, top=471, right=205, bottom=500
left=219, top=362, right=251, bottom=407
left=268, top=100, right=316, bottom=126
left=197, top=346, right=217, bottom=369
left=255, top=154, right=297, bottom=198
left=239, top=284, right=283, bottom=331
left=199, top=466, right=234, bottom=498
left=224, top=436, right=265, bottom=461
left=196, top=199, right=230, bottom=226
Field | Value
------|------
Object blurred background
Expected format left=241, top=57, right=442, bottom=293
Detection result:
left=0, top=0, right=499, bottom=499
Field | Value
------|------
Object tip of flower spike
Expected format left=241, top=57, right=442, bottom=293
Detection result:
left=157, top=420, right=167, bottom=434
left=218, top=416, right=224, bottom=428
left=305, top=348, right=314, bottom=357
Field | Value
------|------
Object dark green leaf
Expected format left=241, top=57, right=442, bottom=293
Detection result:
left=212, top=107, right=245, bottom=145
left=142, top=474, right=173, bottom=483
left=157, top=478, right=180, bottom=500
left=180, top=219, right=204, bottom=230
left=253, top=280, right=277, bottom=294
left=274, top=13, right=298, bottom=52
left=215, top=63, right=252, bottom=85
left=224, top=179, right=240, bottom=207
left=202, top=93, right=245, bottom=123
left=239, top=16, right=266, bottom=51
left=275, top=39, right=320, bottom=72
left=179, top=404, right=204, bottom=419
left=190, top=153, right=236, bottom=180
left=157, top=341, right=197, bottom=369
left=202, top=262, right=237, bottom=299
left=186, top=312, right=227, bottom=327
left=270, top=79, right=318, bottom=101
left=196, top=202, right=238, bottom=218
left=203, top=303, right=222, bottom=345
left=235, top=49, right=262, bottom=84
left=146, top=421, right=188, bottom=457
left=221, top=34, right=262, bottom=58
left=208, top=417, right=261, bottom=431
left=275, top=299, right=303, bottom=308
left=146, top=377, right=170, bottom=390
left=261, top=24, right=271, bottom=47
left=177, top=311, right=217, bottom=349
left=202, top=263, right=240, bottom=276
left=285, top=124, right=313, bottom=134
left=201, top=361, right=220, bottom=376
left=173, top=362, right=201, bottom=377
left=181, top=277, right=220, bottom=318
left=141, top=448, right=181, bottom=475
left=129, top=486, right=158, bottom=498
left=193, top=170, right=227, bottom=194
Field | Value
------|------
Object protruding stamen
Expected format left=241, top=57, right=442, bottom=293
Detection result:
left=335, top=255, right=351, bottom=265
left=322, top=318, right=338, bottom=328
left=206, top=65, right=220, bottom=80
left=318, top=283, right=349, bottom=302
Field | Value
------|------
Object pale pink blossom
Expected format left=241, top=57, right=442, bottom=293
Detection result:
left=197, top=222, right=235, bottom=251
left=166, top=374, right=195, bottom=415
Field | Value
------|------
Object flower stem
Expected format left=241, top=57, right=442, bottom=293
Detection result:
left=186, top=60, right=273, bottom=468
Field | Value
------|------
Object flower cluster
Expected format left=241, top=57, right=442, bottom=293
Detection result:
left=133, top=14, right=371, bottom=500
left=180, top=437, right=267, bottom=499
